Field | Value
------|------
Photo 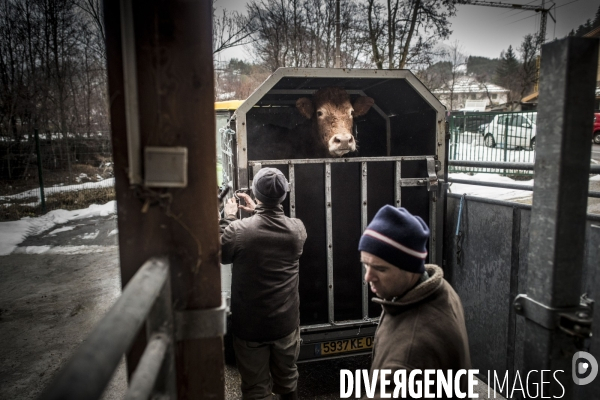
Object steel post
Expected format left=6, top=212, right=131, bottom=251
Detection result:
left=34, top=128, right=46, bottom=214
left=524, top=37, right=598, bottom=397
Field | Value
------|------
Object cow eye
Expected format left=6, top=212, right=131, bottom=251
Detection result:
left=317, top=111, right=323, bottom=117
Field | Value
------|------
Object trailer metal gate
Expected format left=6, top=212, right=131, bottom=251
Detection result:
left=221, top=68, right=447, bottom=361
left=445, top=196, right=600, bottom=399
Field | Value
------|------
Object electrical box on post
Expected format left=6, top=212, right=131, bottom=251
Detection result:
left=144, top=147, right=188, bottom=188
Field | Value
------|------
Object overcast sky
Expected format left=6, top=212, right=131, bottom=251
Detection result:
left=214, top=0, right=598, bottom=62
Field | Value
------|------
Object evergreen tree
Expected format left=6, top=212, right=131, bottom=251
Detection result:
left=467, top=56, right=500, bottom=81
left=594, top=5, right=600, bottom=28
left=495, top=46, right=519, bottom=84
left=574, top=19, right=593, bottom=36
left=493, top=45, right=521, bottom=104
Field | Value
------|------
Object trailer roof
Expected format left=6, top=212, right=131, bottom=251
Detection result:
left=237, top=68, right=445, bottom=117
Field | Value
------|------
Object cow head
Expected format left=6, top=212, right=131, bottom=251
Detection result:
left=296, top=87, right=374, bottom=157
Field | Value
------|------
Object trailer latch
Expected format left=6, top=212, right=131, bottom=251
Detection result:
left=514, top=294, right=593, bottom=338
left=426, top=157, right=438, bottom=192
left=174, top=295, right=227, bottom=340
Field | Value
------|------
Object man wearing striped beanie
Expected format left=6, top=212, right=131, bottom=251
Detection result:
left=358, top=205, right=471, bottom=399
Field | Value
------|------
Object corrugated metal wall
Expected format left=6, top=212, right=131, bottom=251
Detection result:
left=444, top=196, right=600, bottom=399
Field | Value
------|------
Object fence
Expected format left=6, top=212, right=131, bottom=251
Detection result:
left=449, top=111, right=537, bottom=175
left=38, top=258, right=178, bottom=400
left=445, top=194, right=600, bottom=399
left=0, top=130, right=115, bottom=221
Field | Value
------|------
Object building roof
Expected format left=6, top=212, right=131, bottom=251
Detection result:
left=583, top=25, right=600, bottom=38
left=215, top=100, right=243, bottom=110
left=432, top=76, right=509, bottom=95
left=521, top=91, right=538, bottom=103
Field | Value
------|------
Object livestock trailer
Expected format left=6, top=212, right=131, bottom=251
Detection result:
left=220, top=68, right=447, bottom=361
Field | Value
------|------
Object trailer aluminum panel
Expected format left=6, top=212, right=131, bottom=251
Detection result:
left=223, top=68, right=446, bottom=361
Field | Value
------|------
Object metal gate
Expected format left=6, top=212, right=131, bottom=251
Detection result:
left=223, top=68, right=447, bottom=361
left=444, top=196, right=600, bottom=399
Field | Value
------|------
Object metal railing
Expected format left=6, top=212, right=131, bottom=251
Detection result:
left=449, top=111, right=538, bottom=175
left=448, top=160, right=600, bottom=199
left=38, top=258, right=176, bottom=400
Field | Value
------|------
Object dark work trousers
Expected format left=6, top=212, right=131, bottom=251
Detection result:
left=233, top=327, right=300, bottom=400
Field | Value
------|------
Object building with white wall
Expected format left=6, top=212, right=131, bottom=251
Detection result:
left=433, top=76, right=509, bottom=111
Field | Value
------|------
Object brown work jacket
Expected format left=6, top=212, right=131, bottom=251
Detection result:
left=220, top=204, right=307, bottom=342
left=366, top=264, right=472, bottom=399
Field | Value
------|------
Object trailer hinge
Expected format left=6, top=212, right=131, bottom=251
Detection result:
left=425, top=157, right=438, bottom=194
left=514, top=294, right=593, bottom=338
left=174, top=295, right=227, bottom=340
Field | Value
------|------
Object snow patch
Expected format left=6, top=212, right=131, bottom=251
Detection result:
left=449, top=173, right=534, bottom=201
left=13, top=245, right=118, bottom=255
left=81, top=230, right=100, bottom=240
left=0, top=201, right=117, bottom=256
left=107, top=229, right=118, bottom=237
left=17, top=245, right=52, bottom=254
left=47, top=226, right=76, bottom=236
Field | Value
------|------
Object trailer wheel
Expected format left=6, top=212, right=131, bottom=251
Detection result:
left=594, top=132, right=600, bottom=145
left=484, top=134, right=496, bottom=148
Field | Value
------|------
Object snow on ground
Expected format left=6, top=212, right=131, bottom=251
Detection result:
left=0, top=178, right=115, bottom=203
left=450, top=141, right=536, bottom=164
left=12, top=245, right=118, bottom=255
left=81, top=230, right=100, bottom=240
left=46, top=226, right=77, bottom=236
left=449, top=173, right=534, bottom=201
left=0, top=201, right=117, bottom=256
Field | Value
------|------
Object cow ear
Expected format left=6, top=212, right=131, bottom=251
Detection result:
left=353, top=96, right=374, bottom=117
left=296, top=97, right=314, bottom=119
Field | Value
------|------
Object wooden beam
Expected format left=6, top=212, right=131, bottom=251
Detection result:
left=104, top=1, right=223, bottom=398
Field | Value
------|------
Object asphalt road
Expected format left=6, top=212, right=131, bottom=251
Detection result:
left=593, top=143, right=600, bottom=162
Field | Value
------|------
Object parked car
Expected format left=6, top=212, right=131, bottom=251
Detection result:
left=594, top=112, right=600, bottom=144
left=481, top=113, right=537, bottom=150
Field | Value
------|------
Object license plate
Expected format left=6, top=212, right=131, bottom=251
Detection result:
left=318, top=337, right=373, bottom=356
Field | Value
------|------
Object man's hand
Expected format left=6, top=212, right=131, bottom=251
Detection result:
left=237, top=192, right=257, bottom=213
left=224, top=197, right=238, bottom=219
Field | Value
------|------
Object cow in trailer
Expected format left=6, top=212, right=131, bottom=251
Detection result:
left=247, top=87, right=374, bottom=160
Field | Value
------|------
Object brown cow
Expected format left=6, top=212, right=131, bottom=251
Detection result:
left=247, top=87, right=374, bottom=161
left=296, top=87, right=374, bottom=157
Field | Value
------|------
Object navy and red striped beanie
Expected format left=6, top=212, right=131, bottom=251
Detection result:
left=358, top=205, right=430, bottom=274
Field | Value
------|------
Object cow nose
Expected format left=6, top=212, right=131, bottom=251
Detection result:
left=332, top=134, right=353, bottom=147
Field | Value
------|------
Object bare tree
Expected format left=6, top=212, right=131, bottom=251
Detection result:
left=0, top=0, right=110, bottom=182
left=364, top=0, right=456, bottom=70
left=367, top=0, right=385, bottom=69
left=518, top=33, right=540, bottom=101
left=213, top=8, right=255, bottom=55
left=446, top=41, right=467, bottom=110
left=247, top=0, right=368, bottom=71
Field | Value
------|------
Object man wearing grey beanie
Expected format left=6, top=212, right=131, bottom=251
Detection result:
left=358, top=205, right=471, bottom=399
left=220, top=167, right=307, bottom=400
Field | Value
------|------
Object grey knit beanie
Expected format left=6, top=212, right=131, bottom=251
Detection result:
left=252, top=168, right=289, bottom=206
